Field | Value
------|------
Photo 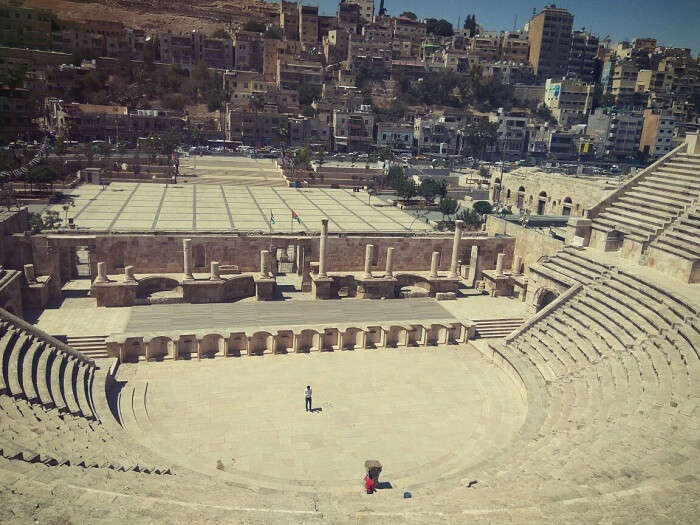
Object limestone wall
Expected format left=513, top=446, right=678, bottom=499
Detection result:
left=0, top=208, right=29, bottom=266
left=0, top=270, right=23, bottom=317
left=6, top=233, right=515, bottom=283
left=493, top=170, right=614, bottom=216
left=485, top=216, right=564, bottom=273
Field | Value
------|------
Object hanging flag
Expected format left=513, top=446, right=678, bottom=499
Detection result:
left=291, top=210, right=301, bottom=222
left=270, top=210, right=275, bottom=224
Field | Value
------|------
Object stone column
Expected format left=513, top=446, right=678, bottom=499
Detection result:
left=124, top=265, right=136, bottom=282
left=428, top=251, right=440, bottom=278
left=449, top=220, right=464, bottom=278
left=95, top=262, right=108, bottom=283
left=23, top=264, right=37, bottom=284
left=467, top=245, right=480, bottom=285
left=496, top=253, right=505, bottom=276
left=318, top=218, right=328, bottom=277
left=269, top=245, right=277, bottom=277
left=182, top=238, right=194, bottom=280
left=512, top=255, right=522, bottom=275
left=363, top=244, right=374, bottom=278
left=210, top=261, right=221, bottom=280
left=385, top=247, right=394, bottom=277
left=260, top=250, right=270, bottom=278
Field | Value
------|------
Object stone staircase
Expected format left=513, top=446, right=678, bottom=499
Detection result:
left=66, top=335, right=109, bottom=359
left=0, top=308, right=170, bottom=474
left=472, top=318, right=524, bottom=338
left=590, top=149, right=700, bottom=244
left=649, top=201, right=700, bottom=261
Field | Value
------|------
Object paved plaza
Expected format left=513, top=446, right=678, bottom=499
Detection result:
left=119, top=346, right=526, bottom=490
left=178, top=155, right=286, bottom=186
left=49, top=183, right=433, bottom=232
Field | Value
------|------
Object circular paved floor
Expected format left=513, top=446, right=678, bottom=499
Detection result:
left=128, top=346, right=527, bottom=491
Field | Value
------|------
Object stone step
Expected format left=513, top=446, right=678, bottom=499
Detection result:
left=20, top=340, right=42, bottom=402
left=652, top=167, right=700, bottom=183
left=66, top=336, right=109, bottom=359
left=652, top=238, right=700, bottom=260
left=657, top=229, right=700, bottom=252
left=636, top=180, right=697, bottom=200
left=624, top=189, right=689, bottom=209
left=615, top=196, right=682, bottom=219
left=592, top=214, right=657, bottom=239
left=602, top=205, right=670, bottom=228
left=62, top=359, right=81, bottom=415
left=48, top=352, right=67, bottom=411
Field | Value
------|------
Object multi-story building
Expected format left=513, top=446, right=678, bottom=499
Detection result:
left=362, top=22, right=392, bottom=42
left=489, top=109, right=528, bottom=159
left=280, top=0, right=300, bottom=41
left=337, top=2, right=361, bottom=33
left=158, top=32, right=194, bottom=67
left=413, top=114, right=461, bottom=156
left=332, top=107, right=375, bottom=152
left=639, top=110, right=677, bottom=158
left=277, top=59, right=323, bottom=91
left=482, top=62, right=535, bottom=85
left=610, top=59, right=640, bottom=107
left=234, top=31, right=265, bottom=73
left=48, top=101, right=187, bottom=143
left=392, top=17, right=427, bottom=43
left=288, top=116, right=330, bottom=148
left=469, top=33, right=501, bottom=62
left=322, top=84, right=363, bottom=110
left=500, top=31, right=530, bottom=63
left=528, top=5, right=574, bottom=82
left=376, top=122, right=413, bottom=152
left=324, top=28, right=350, bottom=63
left=0, top=4, right=55, bottom=50
left=346, top=0, right=374, bottom=23
left=568, top=30, right=599, bottom=83
left=223, top=70, right=273, bottom=108
left=263, top=39, right=302, bottom=82
left=318, top=15, right=337, bottom=40
left=224, top=110, right=287, bottom=146
left=298, top=4, right=318, bottom=48
left=158, top=31, right=233, bottom=69
left=586, top=108, right=643, bottom=159
left=544, top=78, right=594, bottom=127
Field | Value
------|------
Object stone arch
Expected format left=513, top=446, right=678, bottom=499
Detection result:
left=297, top=329, right=318, bottom=352
left=227, top=332, right=247, bottom=357
left=385, top=325, right=408, bottom=348
left=321, top=328, right=339, bottom=351
left=562, top=197, right=572, bottom=216
left=146, top=336, right=171, bottom=361
left=341, top=327, right=363, bottom=350
left=276, top=330, right=294, bottom=354
left=426, top=324, right=449, bottom=346
left=534, top=287, right=559, bottom=312
left=199, top=333, right=224, bottom=358
left=516, top=186, right=525, bottom=208
left=249, top=331, right=273, bottom=355
left=537, top=191, right=548, bottom=215
left=395, top=274, right=430, bottom=297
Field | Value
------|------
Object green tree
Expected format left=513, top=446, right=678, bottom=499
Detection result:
left=397, top=178, right=418, bottom=201
left=400, top=11, right=417, bottom=20
left=425, top=18, right=454, bottom=37
left=472, top=201, right=493, bottom=215
left=438, top=196, right=459, bottom=221
left=28, top=210, right=62, bottom=232
left=455, top=208, right=482, bottom=228
left=461, top=120, right=498, bottom=159
left=294, top=147, right=313, bottom=170
left=387, top=165, right=406, bottom=189
left=418, top=178, right=446, bottom=202
left=298, top=82, right=321, bottom=106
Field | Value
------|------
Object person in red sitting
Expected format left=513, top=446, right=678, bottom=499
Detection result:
left=364, top=474, right=376, bottom=494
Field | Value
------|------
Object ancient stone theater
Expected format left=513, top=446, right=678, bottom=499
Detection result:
left=0, top=135, right=699, bottom=523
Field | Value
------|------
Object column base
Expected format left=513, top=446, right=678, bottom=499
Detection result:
left=311, top=276, right=333, bottom=299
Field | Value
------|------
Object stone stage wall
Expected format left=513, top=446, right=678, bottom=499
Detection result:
left=5, top=232, right=515, bottom=291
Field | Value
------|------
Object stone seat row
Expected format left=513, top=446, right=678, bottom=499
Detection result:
left=105, top=319, right=471, bottom=362
left=0, top=318, right=95, bottom=419
left=590, top=147, right=700, bottom=243
left=0, top=395, right=169, bottom=474
left=650, top=203, right=700, bottom=261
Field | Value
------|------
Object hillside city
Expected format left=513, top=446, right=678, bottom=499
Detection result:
left=1, top=1, right=700, bottom=523
left=1, top=0, right=698, bottom=206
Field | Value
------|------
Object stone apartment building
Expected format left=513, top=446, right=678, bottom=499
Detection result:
left=280, top=0, right=300, bottom=41
left=234, top=31, right=265, bottom=73
left=345, top=0, right=374, bottom=23
left=586, top=108, right=644, bottom=159
left=528, top=5, right=574, bottom=82
left=376, top=122, right=413, bottom=152
left=501, top=31, right=530, bottom=63
left=568, top=30, right=599, bottom=83
left=0, top=4, right=55, bottom=50
left=482, top=61, right=535, bottom=85
left=224, top=110, right=287, bottom=146
left=544, top=78, right=594, bottom=127
left=639, top=110, right=677, bottom=158
left=337, top=2, right=361, bottom=34
left=288, top=116, right=330, bottom=149
left=263, top=39, right=303, bottom=82
left=332, top=108, right=375, bottom=152
left=158, top=31, right=233, bottom=70
left=298, top=4, right=319, bottom=49
left=413, top=114, right=462, bottom=156
left=324, top=28, right=350, bottom=63
left=48, top=101, right=187, bottom=143
left=489, top=109, right=528, bottom=159
left=223, top=70, right=273, bottom=108
left=277, top=58, right=323, bottom=91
